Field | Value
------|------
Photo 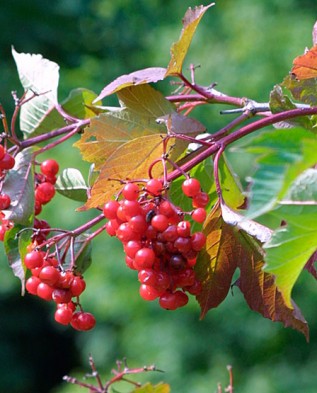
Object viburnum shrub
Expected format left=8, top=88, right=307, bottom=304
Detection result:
left=1, top=3, right=317, bottom=344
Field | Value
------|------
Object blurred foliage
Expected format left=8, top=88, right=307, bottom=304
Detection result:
left=1, top=0, right=317, bottom=392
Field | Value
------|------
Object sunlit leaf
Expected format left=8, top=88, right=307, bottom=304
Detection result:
left=55, top=168, right=88, bottom=202
left=84, top=135, right=187, bottom=209
left=165, top=3, right=214, bottom=77
left=2, top=148, right=35, bottom=226
left=291, top=45, right=317, bottom=80
left=74, top=109, right=165, bottom=170
left=12, top=47, right=59, bottom=135
left=264, top=171, right=317, bottom=308
left=240, top=128, right=317, bottom=218
left=94, top=67, right=167, bottom=102
left=132, top=382, right=170, bottom=393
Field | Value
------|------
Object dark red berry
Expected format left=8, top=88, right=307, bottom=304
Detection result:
left=70, top=311, right=96, bottom=331
left=0, top=193, right=11, bottom=210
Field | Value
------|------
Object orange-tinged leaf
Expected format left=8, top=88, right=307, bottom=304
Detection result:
left=292, top=45, right=317, bottom=80
left=236, top=231, right=309, bottom=340
left=73, top=110, right=164, bottom=170
left=165, top=4, right=215, bottom=77
left=84, top=135, right=187, bottom=209
left=196, top=204, right=239, bottom=318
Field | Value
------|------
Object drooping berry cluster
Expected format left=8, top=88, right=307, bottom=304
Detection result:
left=103, top=177, right=208, bottom=310
left=25, top=249, right=95, bottom=331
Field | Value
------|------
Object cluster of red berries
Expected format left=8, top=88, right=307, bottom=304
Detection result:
left=0, top=145, right=15, bottom=240
left=34, top=159, right=59, bottom=216
left=25, top=249, right=95, bottom=331
left=103, top=177, right=208, bottom=310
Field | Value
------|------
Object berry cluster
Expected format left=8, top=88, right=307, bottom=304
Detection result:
left=25, top=249, right=95, bottom=331
left=103, top=177, right=208, bottom=310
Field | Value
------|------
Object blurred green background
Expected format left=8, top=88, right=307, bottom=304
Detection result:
left=1, top=0, right=317, bottom=392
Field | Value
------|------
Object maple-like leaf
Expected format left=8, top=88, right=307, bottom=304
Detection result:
left=83, top=135, right=187, bottom=209
left=196, top=203, right=309, bottom=338
left=291, top=45, right=317, bottom=80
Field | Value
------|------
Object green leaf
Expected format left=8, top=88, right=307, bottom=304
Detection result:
left=20, top=88, right=101, bottom=138
left=264, top=170, right=317, bottom=308
left=241, top=128, right=317, bottom=218
left=282, top=74, right=317, bottom=107
left=269, top=85, right=313, bottom=130
left=55, top=168, right=88, bottom=202
left=4, top=224, right=29, bottom=294
left=165, top=4, right=215, bottom=77
left=132, top=382, right=170, bottom=393
left=2, top=148, right=35, bottom=226
left=94, top=67, right=167, bottom=102
left=12, top=47, right=60, bottom=135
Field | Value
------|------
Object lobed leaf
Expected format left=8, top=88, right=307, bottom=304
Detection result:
left=84, top=135, right=187, bottom=209
left=94, top=67, right=167, bottom=102
left=165, top=3, right=214, bottom=77
left=55, top=168, right=88, bottom=202
left=2, top=148, right=35, bottom=226
left=240, top=128, right=317, bottom=218
left=264, top=171, right=317, bottom=308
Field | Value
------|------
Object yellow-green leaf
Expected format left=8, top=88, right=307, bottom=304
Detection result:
left=165, top=3, right=214, bottom=77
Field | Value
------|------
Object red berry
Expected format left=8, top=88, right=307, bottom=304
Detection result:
left=54, top=307, right=73, bottom=325
left=159, top=291, right=189, bottom=310
left=70, top=311, right=96, bottom=331
left=129, top=215, right=147, bottom=234
left=40, top=159, right=59, bottom=177
left=146, top=179, right=163, bottom=196
left=151, top=214, right=169, bottom=232
left=39, top=265, right=60, bottom=286
left=70, top=276, right=86, bottom=296
left=56, top=271, right=74, bottom=289
left=139, top=284, right=164, bottom=301
left=138, top=269, right=170, bottom=291
left=0, top=193, right=11, bottom=210
left=191, top=232, right=206, bottom=251
left=103, top=200, right=120, bottom=219
left=182, top=178, right=201, bottom=197
left=0, top=145, right=5, bottom=160
left=35, top=182, right=56, bottom=204
left=52, top=288, right=73, bottom=304
left=26, top=276, right=41, bottom=295
left=177, top=221, right=191, bottom=237
left=192, top=191, right=209, bottom=208
left=24, top=251, right=44, bottom=269
left=122, top=183, right=139, bottom=201
left=124, top=240, right=142, bottom=258
left=122, top=200, right=142, bottom=219
left=192, top=208, right=207, bottom=223
left=134, top=248, right=156, bottom=269
left=37, top=282, right=54, bottom=301
left=0, top=153, right=15, bottom=170
left=116, top=222, right=137, bottom=243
